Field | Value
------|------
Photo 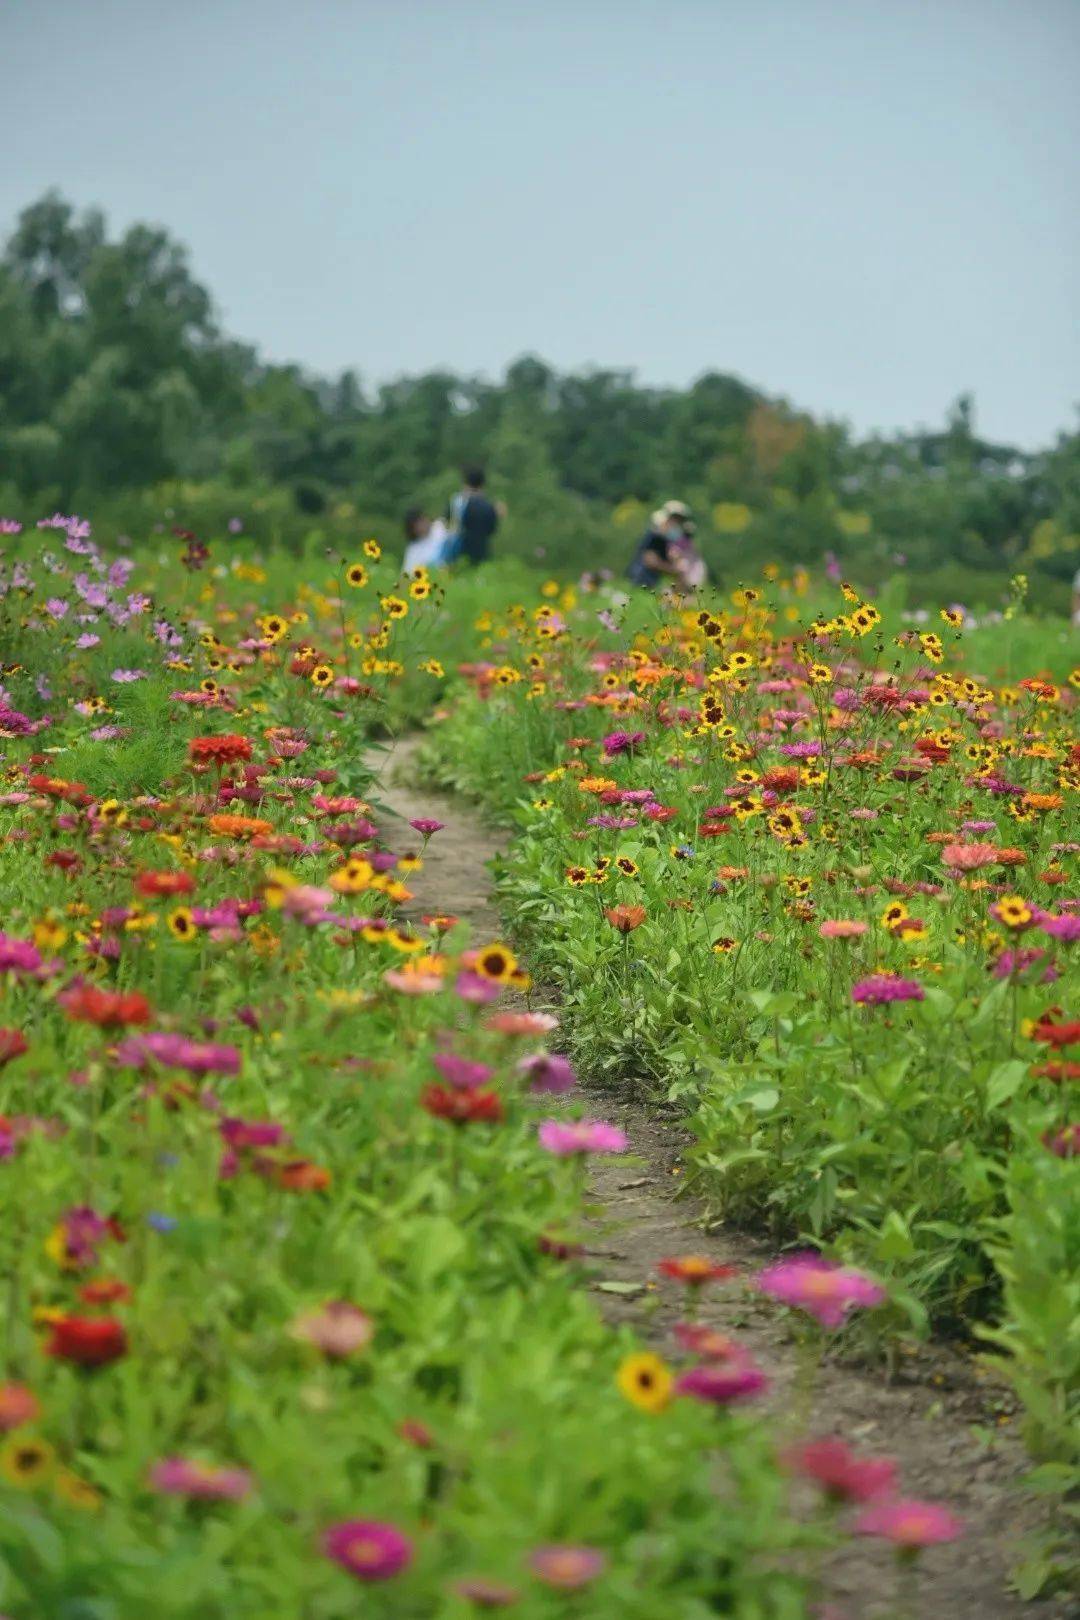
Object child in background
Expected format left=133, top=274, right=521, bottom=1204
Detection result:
left=402, top=507, right=450, bottom=572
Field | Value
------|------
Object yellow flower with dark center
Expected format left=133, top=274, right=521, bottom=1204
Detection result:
left=616, top=1352, right=672, bottom=1413
left=329, top=858, right=374, bottom=895
left=199, top=678, right=218, bottom=696
left=0, top=1437, right=55, bottom=1489
left=167, top=906, right=197, bottom=943
left=408, top=579, right=431, bottom=601
left=996, top=895, right=1032, bottom=930
left=880, top=901, right=908, bottom=930
left=345, top=563, right=368, bottom=588
left=380, top=596, right=408, bottom=620
left=941, top=607, right=964, bottom=628
left=310, top=665, right=334, bottom=688
left=474, top=943, right=517, bottom=983
left=566, top=866, right=590, bottom=887
left=362, top=539, right=381, bottom=559
left=615, top=856, right=639, bottom=877
left=712, top=936, right=737, bottom=954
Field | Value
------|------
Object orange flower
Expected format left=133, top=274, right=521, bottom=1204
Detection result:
left=605, top=905, right=646, bottom=933
left=207, top=814, right=273, bottom=839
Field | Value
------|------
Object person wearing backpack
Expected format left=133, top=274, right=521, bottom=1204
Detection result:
left=447, top=465, right=500, bottom=566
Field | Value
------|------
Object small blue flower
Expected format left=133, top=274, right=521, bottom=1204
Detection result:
left=147, top=1212, right=178, bottom=1233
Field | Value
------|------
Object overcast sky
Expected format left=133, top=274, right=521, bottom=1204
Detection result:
left=5, top=0, right=1078, bottom=446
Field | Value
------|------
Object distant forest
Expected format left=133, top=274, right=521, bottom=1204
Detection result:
left=2, top=192, right=1078, bottom=604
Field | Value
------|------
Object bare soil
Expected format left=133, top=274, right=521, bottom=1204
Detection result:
left=378, top=735, right=1070, bottom=1620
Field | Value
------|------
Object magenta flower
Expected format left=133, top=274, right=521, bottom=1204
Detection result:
left=518, top=1052, right=576, bottom=1094
left=454, top=969, right=503, bottom=1004
left=675, top=1358, right=768, bottom=1405
left=528, top=1544, right=607, bottom=1589
left=851, top=974, right=924, bottom=1005
left=601, top=730, right=645, bottom=756
left=433, top=1051, right=493, bottom=1090
left=854, top=1497, right=963, bottom=1549
left=538, top=1119, right=628, bottom=1156
left=323, top=1519, right=413, bottom=1582
left=149, top=1457, right=253, bottom=1500
left=409, top=817, right=445, bottom=835
left=757, top=1253, right=885, bottom=1328
left=783, top=1437, right=896, bottom=1504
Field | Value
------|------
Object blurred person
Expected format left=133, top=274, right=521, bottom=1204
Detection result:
left=448, top=465, right=500, bottom=566
left=1072, top=563, right=1080, bottom=627
left=628, top=500, right=703, bottom=590
left=402, top=507, right=450, bottom=571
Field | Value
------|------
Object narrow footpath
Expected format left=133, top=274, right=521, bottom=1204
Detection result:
left=378, top=735, right=1067, bottom=1620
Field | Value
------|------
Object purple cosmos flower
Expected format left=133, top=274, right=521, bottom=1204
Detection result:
left=538, top=1118, right=628, bottom=1156
left=44, top=597, right=69, bottom=620
left=111, top=668, right=147, bottom=683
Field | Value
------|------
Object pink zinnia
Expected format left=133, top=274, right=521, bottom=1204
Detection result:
left=941, top=842, right=998, bottom=872
left=484, top=1010, right=559, bottom=1036
left=783, top=1437, right=897, bottom=1504
left=757, top=1253, right=885, bottom=1328
left=855, top=1497, right=963, bottom=1549
left=528, top=1544, right=606, bottom=1589
left=150, top=1457, right=253, bottom=1500
left=538, top=1118, right=628, bottom=1156
left=433, top=1051, right=493, bottom=1090
left=851, top=974, right=923, bottom=1006
left=323, top=1519, right=413, bottom=1582
left=409, top=818, right=445, bottom=835
left=818, top=919, right=868, bottom=940
left=675, top=1358, right=768, bottom=1405
left=518, top=1052, right=576, bottom=1094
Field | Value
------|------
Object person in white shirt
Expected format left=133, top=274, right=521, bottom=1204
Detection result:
left=402, top=507, right=450, bottom=572
left=1072, top=565, right=1080, bottom=628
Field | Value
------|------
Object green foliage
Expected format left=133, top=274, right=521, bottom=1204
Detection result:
left=3, top=194, right=1079, bottom=605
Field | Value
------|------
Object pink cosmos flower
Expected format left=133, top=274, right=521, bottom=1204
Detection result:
left=150, top=1457, right=253, bottom=1500
left=528, top=1545, right=607, bottom=1589
left=854, top=1497, right=963, bottom=1548
left=783, top=1437, right=897, bottom=1504
left=757, top=1253, right=885, bottom=1328
left=323, top=1519, right=413, bottom=1582
left=538, top=1119, right=628, bottom=1156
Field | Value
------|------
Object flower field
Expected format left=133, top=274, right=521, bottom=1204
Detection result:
left=0, top=515, right=1077, bottom=1617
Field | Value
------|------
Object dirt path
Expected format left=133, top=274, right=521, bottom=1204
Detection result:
left=377, top=735, right=1065, bottom=1620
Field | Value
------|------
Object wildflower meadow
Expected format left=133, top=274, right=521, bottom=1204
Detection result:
left=0, top=514, right=1076, bottom=1619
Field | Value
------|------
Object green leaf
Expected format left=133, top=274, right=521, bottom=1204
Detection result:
left=985, top=1060, right=1028, bottom=1110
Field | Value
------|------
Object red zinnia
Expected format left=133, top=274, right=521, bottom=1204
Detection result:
left=1032, top=1017, right=1080, bottom=1051
left=420, top=1084, right=503, bottom=1125
left=0, top=1029, right=28, bottom=1069
left=658, top=1255, right=737, bottom=1287
left=60, top=986, right=153, bottom=1028
left=46, top=1315, right=128, bottom=1368
left=135, top=870, right=196, bottom=898
left=189, top=734, right=252, bottom=766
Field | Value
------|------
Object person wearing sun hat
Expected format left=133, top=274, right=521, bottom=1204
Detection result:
left=628, top=502, right=691, bottom=588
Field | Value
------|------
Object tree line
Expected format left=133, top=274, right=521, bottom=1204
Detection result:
left=1, top=192, right=1077, bottom=603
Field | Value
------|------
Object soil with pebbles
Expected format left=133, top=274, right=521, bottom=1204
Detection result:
left=376, top=735, right=1069, bottom=1620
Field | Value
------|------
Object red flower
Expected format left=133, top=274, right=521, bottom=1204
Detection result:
left=78, top=1279, right=132, bottom=1305
left=0, top=1029, right=28, bottom=1069
left=135, top=870, right=196, bottom=898
left=1032, top=1017, right=1080, bottom=1051
left=46, top=1315, right=128, bottom=1368
left=189, top=734, right=252, bottom=766
left=657, top=1255, right=737, bottom=1287
left=60, top=986, right=153, bottom=1028
left=420, top=1084, right=503, bottom=1125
